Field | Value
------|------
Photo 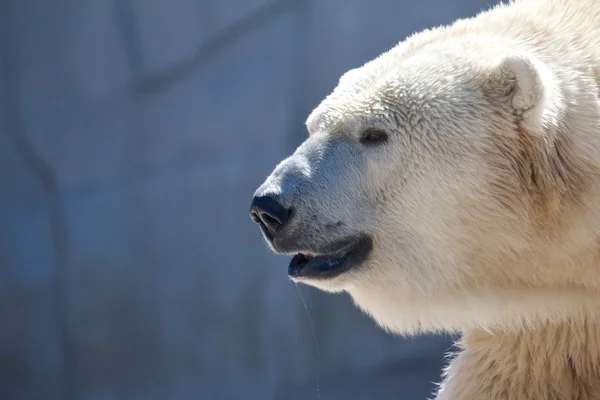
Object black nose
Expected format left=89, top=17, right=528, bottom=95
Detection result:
left=249, top=195, right=291, bottom=233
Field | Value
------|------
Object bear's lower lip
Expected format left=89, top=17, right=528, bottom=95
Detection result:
left=287, top=235, right=372, bottom=280
left=288, top=252, right=351, bottom=278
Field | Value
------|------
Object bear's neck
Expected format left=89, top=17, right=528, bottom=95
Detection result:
left=438, top=320, right=600, bottom=400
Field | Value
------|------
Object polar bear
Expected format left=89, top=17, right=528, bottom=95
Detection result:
left=250, top=0, right=600, bottom=398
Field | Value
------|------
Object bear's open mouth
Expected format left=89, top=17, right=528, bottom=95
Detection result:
left=288, top=235, right=372, bottom=280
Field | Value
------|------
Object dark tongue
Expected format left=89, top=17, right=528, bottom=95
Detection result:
left=290, top=253, right=309, bottom=268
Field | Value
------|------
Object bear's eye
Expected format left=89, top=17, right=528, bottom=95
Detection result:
left=360, top=128, right=388, bottom=146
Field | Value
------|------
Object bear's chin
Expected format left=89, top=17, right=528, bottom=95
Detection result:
left=289, top=275, right=350, bottom=293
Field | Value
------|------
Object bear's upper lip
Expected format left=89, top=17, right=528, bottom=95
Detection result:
left=288, top=235, right=373, bottom=280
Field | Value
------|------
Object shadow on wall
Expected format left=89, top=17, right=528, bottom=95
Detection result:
left=0, top=0, right=492, bottom=399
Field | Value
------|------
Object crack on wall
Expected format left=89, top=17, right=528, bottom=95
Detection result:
left=114, top=0, right=144, bottom=80
left=0, top=2, right=76, bottom=400
left=134, top=0, right=308, bottom=95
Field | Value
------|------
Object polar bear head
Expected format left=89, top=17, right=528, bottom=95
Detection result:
left=250, top=38, right=600, bottom=334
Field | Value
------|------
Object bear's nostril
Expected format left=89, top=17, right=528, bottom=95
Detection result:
left=249, top=194, right=291, bottom=234
left=261, top=213, right=280, bottom=227
left=250, top=210, right=261, bottom=224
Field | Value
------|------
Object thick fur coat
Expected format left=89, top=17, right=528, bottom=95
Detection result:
left=251, top=1, right=600, bottom=398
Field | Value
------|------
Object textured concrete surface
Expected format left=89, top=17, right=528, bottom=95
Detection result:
left=0, top=0, right=491, bottom=399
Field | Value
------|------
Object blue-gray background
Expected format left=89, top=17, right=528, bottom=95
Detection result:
left=1, top=0, right=495, bottom=399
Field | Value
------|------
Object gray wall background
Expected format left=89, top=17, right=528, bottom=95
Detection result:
left=0, top=0, right=494, bottom=399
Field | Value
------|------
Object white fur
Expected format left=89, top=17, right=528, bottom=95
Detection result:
left=257, top=0, right=600, bottom=398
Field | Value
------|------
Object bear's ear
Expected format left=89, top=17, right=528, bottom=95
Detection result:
left=484, top=53, right=557, bottom=132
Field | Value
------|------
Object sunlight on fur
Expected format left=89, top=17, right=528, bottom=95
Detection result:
left=251, top=0, right=600, bottom=398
